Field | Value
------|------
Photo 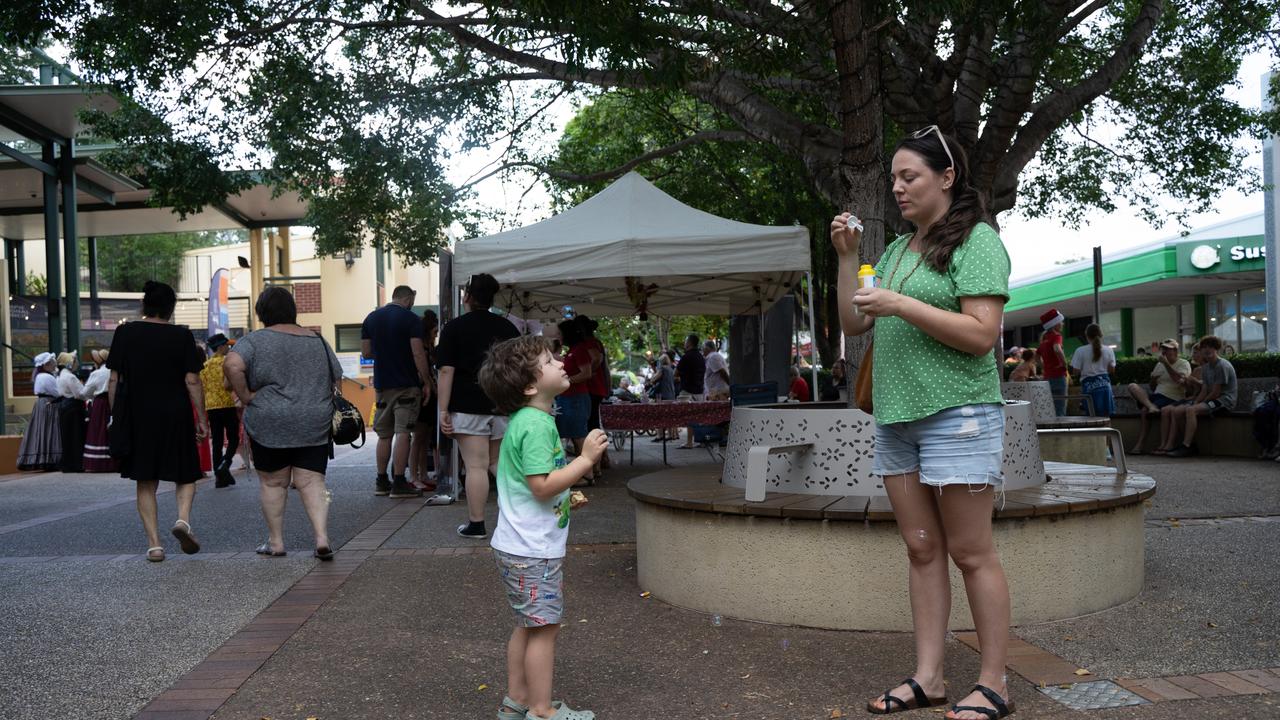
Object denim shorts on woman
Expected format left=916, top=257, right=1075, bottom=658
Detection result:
left=493, top=549, right=564, bottom=627
left=554, top=393, right=590, bottom=439
left=873, top=403, right=1005, bottom=487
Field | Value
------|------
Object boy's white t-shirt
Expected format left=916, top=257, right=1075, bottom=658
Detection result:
left=491, top=406, right=572, bottom=559
left=1070, top=344, right=1116, bottom=379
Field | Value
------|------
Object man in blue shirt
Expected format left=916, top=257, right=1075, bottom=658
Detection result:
left=361, top=285, right=432, bottom=498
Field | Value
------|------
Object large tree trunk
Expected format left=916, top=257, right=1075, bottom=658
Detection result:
left=830, top=0, right=885, bottom=403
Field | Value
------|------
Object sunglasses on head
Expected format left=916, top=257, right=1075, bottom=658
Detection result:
left=911, top=125, right=955, bottom=172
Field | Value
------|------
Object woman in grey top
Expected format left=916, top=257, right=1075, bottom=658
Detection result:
left=224, top=287, right=343, bottom=560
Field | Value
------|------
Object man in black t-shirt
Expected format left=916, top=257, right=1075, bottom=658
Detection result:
left=436, top=273, right=519, bottom=538
left=675, top=334, right=707, bottom=449
left=361, top=285, right=432, bottom=499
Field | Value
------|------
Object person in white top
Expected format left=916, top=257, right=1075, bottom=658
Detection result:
left=17, top=353, right=62, bottom=471
left=702, top=340, right=730, bottom=400
left=56, top=351, right=89, bottom=400
left=54, top=351, right=89, bottom=472
left=1068, top=324, right=1116, bottom=416
left=1126, top=339, right=1192, bottom=454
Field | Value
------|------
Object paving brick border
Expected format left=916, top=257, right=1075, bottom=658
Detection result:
left=954, top=631, right=1280, bottom=705
left=131, top=497, right=425, bottom=720
left=129, top=502, right=635, bottom=719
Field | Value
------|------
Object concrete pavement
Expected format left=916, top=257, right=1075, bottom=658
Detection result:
left=0, top=438, right=1277, bottom=719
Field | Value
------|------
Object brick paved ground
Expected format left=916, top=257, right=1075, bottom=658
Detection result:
left=0, top=440, right=1277, bottom=719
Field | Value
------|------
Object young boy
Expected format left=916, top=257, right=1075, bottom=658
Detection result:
left=479, top=335, right=608, bottom=720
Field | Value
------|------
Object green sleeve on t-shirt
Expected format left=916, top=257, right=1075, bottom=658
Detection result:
left=948, top=222, right=1011, bottom=301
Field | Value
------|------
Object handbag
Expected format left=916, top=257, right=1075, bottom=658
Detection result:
left=853, top=341, right=874, bottom=414
left=320, top=337, right=365, bottom=449
left=108, top=374, right=132, bottom=458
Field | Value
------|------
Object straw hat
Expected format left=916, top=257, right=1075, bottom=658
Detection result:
left=56, top=351, right=77, bottom=368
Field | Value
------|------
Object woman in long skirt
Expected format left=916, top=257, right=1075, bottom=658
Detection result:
left=83, top=349, right=117, bottom=473
left=56, top=352, right=88, bottom=473
left=17, top=353, right=63, bottom=471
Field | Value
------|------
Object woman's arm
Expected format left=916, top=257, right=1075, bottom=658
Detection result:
left=223, top=351, right=255, bottom=406
left=831, top=214, right=875, bottom=338
left=108, top=371, right=118, bottom=407
left=853, top=289, right=1004, bottom=356
left=186, top=372, right=209, bottom=439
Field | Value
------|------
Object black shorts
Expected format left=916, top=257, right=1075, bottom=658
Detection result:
left=1150, top=393, right=1184, bottom=409
left=1201, top=398, right=1232, bottom=415
left=249, top=440, right=329, bottom=474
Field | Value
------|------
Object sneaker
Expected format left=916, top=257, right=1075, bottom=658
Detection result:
left=389, top=476, right=423, bottom=498
left=374, top=474, right=391, bottom=496
left=456, top=521, right=488, bottom=539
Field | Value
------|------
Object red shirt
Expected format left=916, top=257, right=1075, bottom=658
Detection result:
left=586, top=338, right=609, bottom=398
left=561, top=344, right=591, bottom=396
left=789, top=376, right=810, bottom=402
left=1037, top=330, right=1066, bottom=379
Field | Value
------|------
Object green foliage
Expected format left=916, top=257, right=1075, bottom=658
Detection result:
left=1113, top=356, right=1161, bottom=385
left=24, top=273, right=46, bottom=296
left=591, top=314, right=728, bottom=373
left=1115, top=353, right=1280, bottom=384
left=21, top=0, right=1278, bottom=268
left=90, top=231, right=235, bottom=292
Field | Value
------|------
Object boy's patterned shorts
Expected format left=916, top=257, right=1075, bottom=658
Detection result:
left=494, top=549, right=564, bottom=627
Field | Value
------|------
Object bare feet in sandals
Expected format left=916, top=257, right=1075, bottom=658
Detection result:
left=947, top=683, right=1015, bottom=719
left=867, top=677, right=947, bottom=714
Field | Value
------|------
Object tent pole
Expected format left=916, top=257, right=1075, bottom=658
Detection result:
left=805, top=272, right=819, bottom=399
left=757, top=297, right=764, bottom=384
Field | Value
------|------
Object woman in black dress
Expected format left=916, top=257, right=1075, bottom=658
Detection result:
left=107, top=281, right=209, bottom=562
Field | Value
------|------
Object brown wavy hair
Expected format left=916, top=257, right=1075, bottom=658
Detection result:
left=893, top=128, right=990, bottom=273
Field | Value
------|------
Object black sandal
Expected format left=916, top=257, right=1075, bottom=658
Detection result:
left=255, top=542, right=287, bottom=557
left=867, top=678, right=948, bottom=714
left=313, top=546, right=334, bottom=561
left=949, top=684, right=1015, bottom=719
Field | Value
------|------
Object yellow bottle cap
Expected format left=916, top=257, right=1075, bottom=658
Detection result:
left=857, top=264, right=875, bottom=278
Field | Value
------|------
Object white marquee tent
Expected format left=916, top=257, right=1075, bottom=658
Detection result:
left=452, top=172, right=812, bottom=320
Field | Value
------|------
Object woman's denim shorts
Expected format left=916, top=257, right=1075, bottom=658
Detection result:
left=874, top=403, right=1005, bottom=487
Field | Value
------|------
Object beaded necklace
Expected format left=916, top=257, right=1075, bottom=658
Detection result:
left=883, top=235, right=926, bottom=294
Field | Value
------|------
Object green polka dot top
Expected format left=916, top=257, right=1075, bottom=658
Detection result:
left=870, top=222, right=1011, bottom=424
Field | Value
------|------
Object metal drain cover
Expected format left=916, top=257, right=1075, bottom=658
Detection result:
left=1038, top=680, right=1148, bottom=710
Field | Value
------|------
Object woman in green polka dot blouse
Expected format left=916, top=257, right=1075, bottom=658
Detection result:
left=833, top=127, right=1015, bottom=720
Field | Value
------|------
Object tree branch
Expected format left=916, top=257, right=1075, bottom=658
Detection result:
left=992, top=0, right=1166, bottom=211
left=1055, top=0, right=1114, bottom=40
left=458, top=129, right=755, bottom=190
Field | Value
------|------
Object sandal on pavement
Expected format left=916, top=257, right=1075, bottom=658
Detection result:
left=146, top=546, right=165, bottom=562
left=171, top=519, right=201, bottom=554
left=255, top=542, right=287, bottom=557
left=313, top=546, right=334, bottom=561
left=867, top=677, right=948, bottom=714
left=498, top=696, right=528, bottom=720
left=525, top=703, right=593, bottom=720
left=949, top=684, right=1015, bottom=719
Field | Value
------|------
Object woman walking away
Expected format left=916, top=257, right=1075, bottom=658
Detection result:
left=1070, top=324, right=1116, bottom=417
left=17, top=353, right=62, bottom=471
left=82, top=350, right=118, bottom=473
left=833, top=126, right=1015, bottom=720
left=224, top=287, right=342, bottom=560
left=56, top=352, right=89, bottom=473
left=107, top=281, right=208, bottom=562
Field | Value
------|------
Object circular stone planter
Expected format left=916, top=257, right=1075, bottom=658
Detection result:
left=628, top=400, right=1154, bottom=631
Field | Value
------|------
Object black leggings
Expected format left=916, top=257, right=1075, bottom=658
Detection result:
left=208, top=407, right=241, bottom=468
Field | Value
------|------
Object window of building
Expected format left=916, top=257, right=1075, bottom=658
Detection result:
left=1098, top=310, right=1123, bottom=350
left=335, top=324, right=363, bottom=352
left=1240, top=287, right=1267, bottom=352
left=1177, top=302, right=1196, bottom=353
left=1133, top=305, right=1176, bottom=354
left=1208, top=291, right=1240, bottom=350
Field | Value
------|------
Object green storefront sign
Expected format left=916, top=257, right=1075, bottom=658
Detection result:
left=1174, top=236, right=1267, bottom=276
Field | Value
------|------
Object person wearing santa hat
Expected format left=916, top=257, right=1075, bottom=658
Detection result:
left=1035, top=308, right=1069, bottom=415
